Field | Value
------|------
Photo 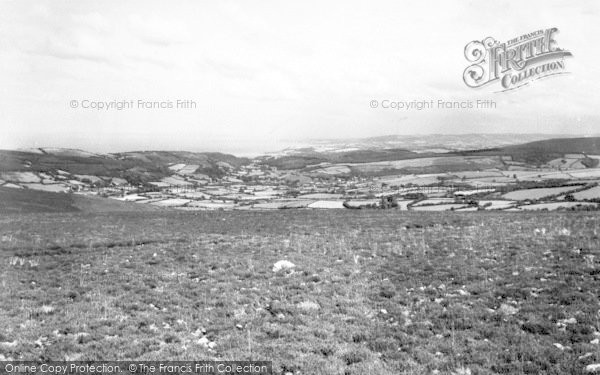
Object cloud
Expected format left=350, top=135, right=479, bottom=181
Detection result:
left=128, top=14, right=192, bottom=47
left=0, top=0, right=599, bottom=153
left=32, top=43, right=113, bottom=65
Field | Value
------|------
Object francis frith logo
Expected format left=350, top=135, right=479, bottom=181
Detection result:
left=463, top=28, right=572, bottom=92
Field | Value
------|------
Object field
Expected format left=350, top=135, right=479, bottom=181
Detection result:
left=502, top=186, right=582, bottom=201
left=346, top=156, right=502, bottom=175
left=517, top=202, right=598, bottom=211
left=1, top=210, right=600, bottom=374
left=411, top=204, right=468, bottom=211
left=572, top=186, right=600, bottom=200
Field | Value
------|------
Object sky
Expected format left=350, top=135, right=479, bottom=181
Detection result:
left=0, top=0, right=599, bottom=155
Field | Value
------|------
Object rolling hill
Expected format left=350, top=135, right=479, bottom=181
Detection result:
left=0, top=148, right=250, bottom=184
left=0, top=187, right=160, bottom=213
left=262, top=137, right=600, bottom=173
left=261, top=148, right=425, bottom=170
left=454, top=137, right=600, bottom=166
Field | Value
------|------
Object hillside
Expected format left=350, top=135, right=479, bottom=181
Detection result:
left=261, top=148, right=424, bottom=170
left=0, top=186, right=78, bottom=213
left=454, top=137, right=600, bottom=166
left=274, top=134, right=581, bottom=155
left=502, top=137, right=600, bottom=165
left=115, top=151, right=249, bottom=178
left=262, top=137, right=600, bottom=174
left=0, top=148, right=250, bottom=184
left=0, top=187, right=160, bottom=213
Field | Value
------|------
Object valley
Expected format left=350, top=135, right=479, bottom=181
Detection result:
left=2, top=136, right=600, bottom=214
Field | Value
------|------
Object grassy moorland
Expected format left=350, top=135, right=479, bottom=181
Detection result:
left=1, top=211, right=599, bottom=374
left=0, top=187, right=161, bottom=214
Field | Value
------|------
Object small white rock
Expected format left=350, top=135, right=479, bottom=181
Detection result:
left=297, top=301, right=320, bottom=311
left=580, top=352, right=594, bottom=361
left=272, top=260, right=295, bottom=273
left=585, top=364, right=600, bottom=373
left=559, top=317, right=577, bottom=325
left=453, top=367, right=471, bottom=375
left=498, top=303, right=518, bottom=315
left=0, top=341, right=17, bottom=348
left=34, top=337, right=46, bottom=348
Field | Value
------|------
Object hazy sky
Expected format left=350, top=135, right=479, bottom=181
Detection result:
left=1, top=0, right=599, bottom=154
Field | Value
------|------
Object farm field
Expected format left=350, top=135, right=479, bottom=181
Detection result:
left=568, top=169, right=600, bottom=179
left=1, top=211, right=600, bottom=374
left=477, top=200, right=517, bottom=210
left=517, top=202, right=599, bottom=211
left=411, top=204, right=468, bottom=211
left=502, top=186, right=582, bottom=201
left=572, top=186, right=600, bottom=200
left=412, top=199, right=456, bottom=207
left=346, top=156, right=502, bottom=174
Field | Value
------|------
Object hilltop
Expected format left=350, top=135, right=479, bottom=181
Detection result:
left=2, top=209, right=599, bottom=373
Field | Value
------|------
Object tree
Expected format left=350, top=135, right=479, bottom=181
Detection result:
left=380, top=195, right=398, bottom=209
